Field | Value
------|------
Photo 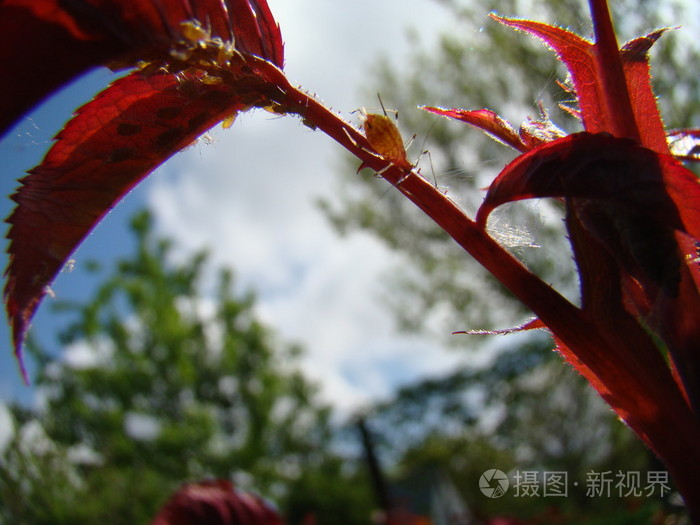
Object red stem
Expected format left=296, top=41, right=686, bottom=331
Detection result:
left=588, top=0, right=640, bottom=141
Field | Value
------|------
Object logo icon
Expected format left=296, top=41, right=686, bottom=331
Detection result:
left=480, top=469, right=509, bottom=498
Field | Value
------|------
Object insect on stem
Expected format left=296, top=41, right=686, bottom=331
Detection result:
left=360, top=95, right=412, bottom=172
left=355, top=95, right=438, bottom=188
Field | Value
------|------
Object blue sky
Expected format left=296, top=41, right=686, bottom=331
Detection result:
left=0, top=0, right=484, bottom=414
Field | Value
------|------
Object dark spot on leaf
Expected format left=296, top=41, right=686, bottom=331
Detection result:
left=187, top=112, right=210, bottom=132
left=108, top=147, right=135, bottom=163
left=157, top=107, right=182, bottom=120
left=201, top=90, right=232, bottom=107
left=155, top=128, right=183, bottom=149
left=116, top=123, right=141, bottom=136
left=177, top=79, right=201, bottom=99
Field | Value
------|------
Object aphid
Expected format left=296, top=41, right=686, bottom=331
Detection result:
left=221, top=113, right=237, bottom=129
left=175, top=20, right=238, bottom=67
left=216, top=41, right=238, bottom=64
left=181, top=20, right=211, bottom=44
left=360, top=95, right=412, bottom=171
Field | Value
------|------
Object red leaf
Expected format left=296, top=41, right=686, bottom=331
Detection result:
left=476, top=131, right=700, bottom=409
left=491, top=15, right=668, bottom=152
left=232, top=0, right=284, bottom=66
left=586, top=0, right=639, bottom=141
left=5, top=67, right=267, bottom=376
left=422, top=107, right=529, bottom=152
left=452, top=317, right=545, bottom=335
left=476, top=133, right=700, bottom=238
left=3, top=0, right=286, bottom=376
left=618, top=29, right=669, bottom=153
left=424, top=104, right=566, bottom=153
left=0, top=0, right=284, bottom=137
left=476, top=132, right=700, bottom=300
left=490, top=15, right=604, bottom=132
left=149, top=480, right=285, bottom=525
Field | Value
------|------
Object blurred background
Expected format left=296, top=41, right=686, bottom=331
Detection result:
left=0, top=0, right=698, bottom=523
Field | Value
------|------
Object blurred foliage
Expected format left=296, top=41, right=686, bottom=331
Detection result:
left=0, top=210, right=373, bottom=525
left=362, top=338, right=674, bottom=522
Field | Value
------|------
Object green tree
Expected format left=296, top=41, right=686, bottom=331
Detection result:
left=0, top=210, right=373, bottom=525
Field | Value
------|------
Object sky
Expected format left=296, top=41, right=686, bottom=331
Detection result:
left=0, top=0, right=498, bottom=419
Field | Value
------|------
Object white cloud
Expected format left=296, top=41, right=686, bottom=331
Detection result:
left=266, top=0, right=459, bottom=106
left=148, top=1, right=475, bottom=413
